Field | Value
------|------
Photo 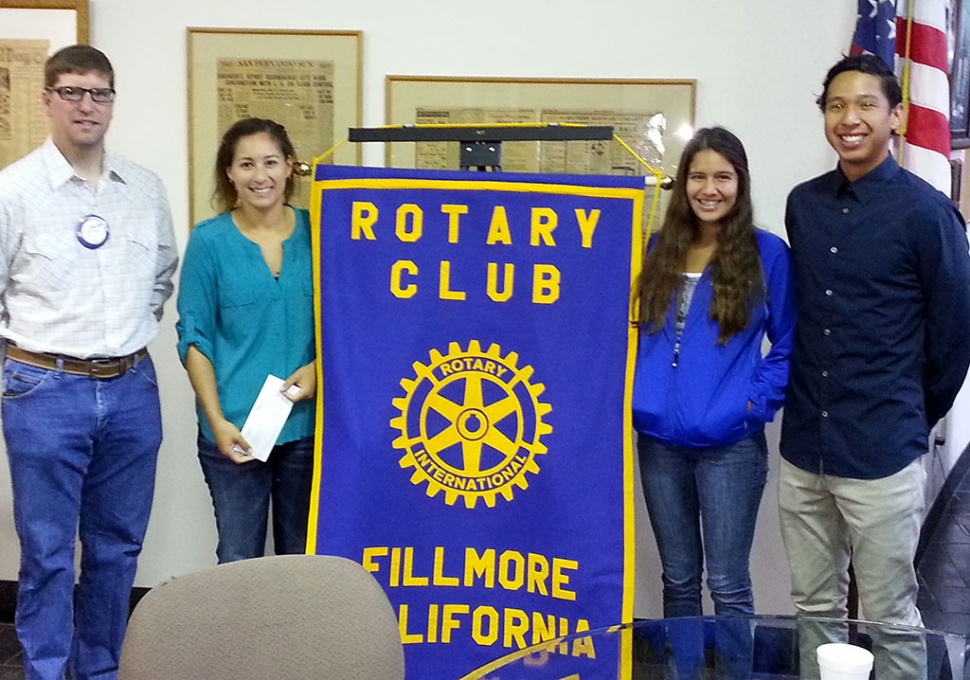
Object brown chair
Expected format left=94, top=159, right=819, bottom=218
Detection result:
left=118, top=554, right=404, bottom=680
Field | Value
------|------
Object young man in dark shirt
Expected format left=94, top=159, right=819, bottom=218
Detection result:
left=780, top=53, right=970, bottom=679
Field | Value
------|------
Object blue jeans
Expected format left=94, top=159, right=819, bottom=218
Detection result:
left=197, top=432, right=314, bottom=563
left=1, top=356, right=162, bottom=680
left=638, top=432, right=768, bottom=618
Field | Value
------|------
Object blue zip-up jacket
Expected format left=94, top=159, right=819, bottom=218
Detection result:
left=632, top=228, right=796, bottom=448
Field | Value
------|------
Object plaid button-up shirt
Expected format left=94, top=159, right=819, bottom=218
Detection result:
left=0, top=138, right=178, bottom=358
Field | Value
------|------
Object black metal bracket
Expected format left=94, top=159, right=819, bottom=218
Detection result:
left=459, top=141, right=501, bottom=171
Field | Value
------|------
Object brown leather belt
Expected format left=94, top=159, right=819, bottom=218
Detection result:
left=6, top=344, right=148, bottom=380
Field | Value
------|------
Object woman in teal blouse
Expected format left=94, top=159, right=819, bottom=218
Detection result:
left=176, top=118, right=316, bottom=563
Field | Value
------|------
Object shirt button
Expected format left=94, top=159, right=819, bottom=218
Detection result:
left=822, top=371, right=829, bottom=377
left=824, top=329, right=831, bottom=336
left=842, top=208, right=849, bottom=214
left=822, top=411, right=829, bottom=417
left=830, top=246, right=838, bottom=254
left=825, top=289, right=833, bottom=296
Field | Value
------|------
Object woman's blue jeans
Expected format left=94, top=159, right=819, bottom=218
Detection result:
left=197, top=432, right=314, bottom=564
left=638, top=432, right=768, bottom=618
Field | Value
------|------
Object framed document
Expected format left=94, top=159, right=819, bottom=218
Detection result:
left=385, top=76, right=696, bottom=181
left=0, top=0, right=89, bottom=169
left=187, top=28, right=362, bottom=226
left=949, top=0, right=970, bottom=148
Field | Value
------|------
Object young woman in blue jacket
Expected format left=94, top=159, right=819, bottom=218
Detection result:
left=633, top=126, right=795, bottom=617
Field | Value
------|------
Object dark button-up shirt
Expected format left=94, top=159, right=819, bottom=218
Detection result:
left=781, top=156, right=970, bottom=479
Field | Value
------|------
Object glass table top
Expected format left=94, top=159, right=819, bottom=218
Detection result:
left=460, top=615, right=969, bottom=680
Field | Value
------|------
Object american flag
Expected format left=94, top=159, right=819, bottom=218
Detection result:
left=851, top=0, right=898, bottom=67
left=850, top=0, right=952, bottom=193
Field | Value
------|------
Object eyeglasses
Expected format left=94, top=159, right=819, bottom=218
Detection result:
left=45, top=86, right=116, bottom=104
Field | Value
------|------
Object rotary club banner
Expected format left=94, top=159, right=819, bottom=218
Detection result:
left=308, top=165, right=643, bottom=679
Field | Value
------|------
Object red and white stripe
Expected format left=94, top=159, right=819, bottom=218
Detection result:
left=896, top=0, right=952, bottom=193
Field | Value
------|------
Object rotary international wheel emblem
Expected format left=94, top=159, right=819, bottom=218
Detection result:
left=390, top=340, right=553, bottom=508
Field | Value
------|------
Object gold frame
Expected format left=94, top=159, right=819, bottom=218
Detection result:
left=187, top=27, right=362, bottom=226
left=0, top=0, right=88, bottom=170
left=0, top=0, right=88, bottom=44
left=385, top=75, right=695, bottom=177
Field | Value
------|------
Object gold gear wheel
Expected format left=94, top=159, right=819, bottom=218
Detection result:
left=390, top=340, right=553, bottom=508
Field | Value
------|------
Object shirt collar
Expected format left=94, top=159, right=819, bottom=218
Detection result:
left=40, top=137, right=126, bottom=189
left=830, top=154, right=900, bottom=202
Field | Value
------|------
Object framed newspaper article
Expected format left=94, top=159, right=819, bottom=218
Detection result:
left=0, top=0, right=89, bottom=170
left=187, top=28, right=362, bottom=226
left=384, top=76, right=695, bottom=181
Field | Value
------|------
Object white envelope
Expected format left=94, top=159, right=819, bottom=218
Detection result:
left=239, top=374, right=294, bottom=462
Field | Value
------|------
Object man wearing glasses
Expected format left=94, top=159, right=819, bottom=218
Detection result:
left=0, top=45, right=177, bottom=680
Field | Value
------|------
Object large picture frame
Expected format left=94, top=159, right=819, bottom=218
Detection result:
left=949, top=0, right=970, bottom=148
left=187, top=28, right=362, bottom=226
left=385, top=76, right=695, bottom=181
left=0, top=0, right=88, bottom=169
left=0, top=0, right=88, bottom=43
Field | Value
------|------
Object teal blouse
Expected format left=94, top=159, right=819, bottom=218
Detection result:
left=176, top=208, right=315, bottom=444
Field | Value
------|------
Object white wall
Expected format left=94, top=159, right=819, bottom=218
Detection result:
left=0, top=0, right=908, bottom=619
left=946, top=387, right=970, bottom=475
left=926, top=383, right=970, bottom=519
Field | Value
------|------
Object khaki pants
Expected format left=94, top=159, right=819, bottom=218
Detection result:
left=779, top=457, right=926, bottom=680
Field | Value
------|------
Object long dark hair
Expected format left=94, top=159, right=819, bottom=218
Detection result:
left=212, top=118, right=297, bottom=213
left=637, top=126, right=763, bottom=344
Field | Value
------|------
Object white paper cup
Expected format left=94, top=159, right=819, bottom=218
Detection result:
left=816, top=642, right=874, bottom=680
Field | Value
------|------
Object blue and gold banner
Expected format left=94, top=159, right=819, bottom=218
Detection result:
left=308, top=165, right=642, bottom=679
